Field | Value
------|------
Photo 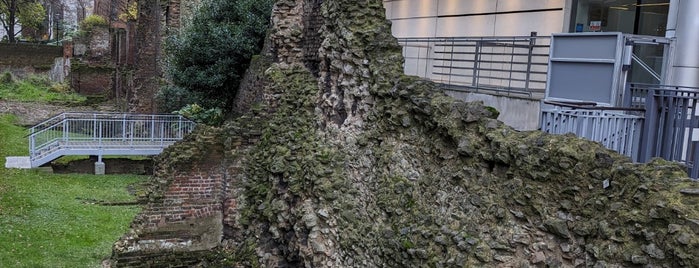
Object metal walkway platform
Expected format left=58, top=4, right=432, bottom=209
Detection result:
left=27, top=112, right=196, bottom=168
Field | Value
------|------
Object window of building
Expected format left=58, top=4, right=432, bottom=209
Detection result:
left=571, top=0, right=669, bottom=36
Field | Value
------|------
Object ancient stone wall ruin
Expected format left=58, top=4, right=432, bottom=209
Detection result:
left=0, top=43, right=63, bottom=72
left=110, top=0, right=699, bottom=267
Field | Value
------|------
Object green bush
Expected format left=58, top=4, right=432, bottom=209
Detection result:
left=156, top=85, right=206, bottom=114
left=49, top=82, right=71, bottom=93
left=0, top=72, right=12, bottom=84
left=175, top=103, right=224, bottom=126
left=162, top=0, right=273, bottom=114
left=78, top=15, right=108, bottom=36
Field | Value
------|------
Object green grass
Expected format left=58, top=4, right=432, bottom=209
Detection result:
left=0, top=74, right=87, bottom=105
left=0, top=114, right=145, bottom=267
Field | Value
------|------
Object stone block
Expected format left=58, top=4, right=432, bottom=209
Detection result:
left=95, top=161, right=105, bottom=175
left=5, top=156, right=31, bottom=169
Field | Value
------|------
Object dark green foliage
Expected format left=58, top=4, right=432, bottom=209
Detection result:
left=175, top=103, right=224, bottom=125
left=0, top=71, right=12, bottom=84
left=162, top=0, right=273, bottom=114
left=155, top=85, right=211, bottom=113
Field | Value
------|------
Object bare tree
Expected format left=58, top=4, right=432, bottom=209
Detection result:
left=75, top=0, right=88, bottom=22
left=0, top=0, right=45, bottom=42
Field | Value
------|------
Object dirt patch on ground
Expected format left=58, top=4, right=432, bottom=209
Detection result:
left=0, top=100, right=117, bottom=126
left=51, top=157, right=154, bottom=175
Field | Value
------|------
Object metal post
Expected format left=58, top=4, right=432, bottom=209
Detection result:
left=93, top=114, right=97, bottom=141
left=507, top=38, right=515, bottom=96
left=122, top=114, right=126, bottom=141
left=525, top=32, right=537, bottom=93
left=95, top=120, right=104, bottom=175
left=448, top=39, right=455, bottom=87
left=472, top=40, right=480, bottom=88
left=639, top=86, right=658, bottom=162
left=98, top=121, right=103, bottom=148
left=62, top=119, right=68, bottom=143
left=178, top=116, right=183, bottom=139
left=160, top=118, right=164, bottom=145
left=150, top=115, right=155, bottom=142
left=130, top=118, right=134, bottom=146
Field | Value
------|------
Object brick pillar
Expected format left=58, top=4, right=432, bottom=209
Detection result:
left=130, top=0, right=162, bottom=113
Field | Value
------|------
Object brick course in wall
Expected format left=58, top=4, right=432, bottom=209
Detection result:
left=0, top=43, right=63, bottom=70
left=140, top=170, right=225, bottom=229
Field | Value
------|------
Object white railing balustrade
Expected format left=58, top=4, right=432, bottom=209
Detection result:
left=28, top=112, right=196, bottom=168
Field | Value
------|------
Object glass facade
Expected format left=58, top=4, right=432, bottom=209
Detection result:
left=571, top=0, right=670, bottom=36
left=571, top=0, right=670, bottom=84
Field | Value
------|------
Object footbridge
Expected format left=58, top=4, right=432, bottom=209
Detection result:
left=23, top=112, right=196, bottom=172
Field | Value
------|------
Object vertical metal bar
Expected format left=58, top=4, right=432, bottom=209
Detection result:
left=448, top=39, right=455, bottom=87
left=689, top=94, right=699, bottom=174
left=416, top=39, right=422, bottom=78
left=472, top=40, right=480, bottom=88
left=507, top=39, right=515, bottom=95
left=664, top=91, right=677, bottom=159
left=130, top=117, right=134, bottom=146
left=160, top=119, right=165, bottom=145
left=640, top=86, right=658, bottom=162
left=62, top=119, right=68, bottom=143
left=426, top=38, right=432, bottom=79
left=93, top=114, right=97, bottom=141
left=30, top=135, right=35, bottom=159
left=122, top=114, right=126, bottom=141
left=98, top=120, right=103, bottom=149
left=525, top=32, right=536, bottom=94
left=178, top=116, right=183, bottom=139
left=676, top=94, right=689, bottom=161
left=151, top=115, right=155, bottom=142
left=692, top=141, right=699, bottom=178
left=656, top=91, right=667, bottom=158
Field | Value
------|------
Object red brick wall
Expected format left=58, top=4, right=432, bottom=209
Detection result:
left=141, top=169, right=225, bottom=228
left=70, top=65, right=113, bottom=96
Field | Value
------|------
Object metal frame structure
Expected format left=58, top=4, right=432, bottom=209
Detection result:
left=396, top=34, right=551, bottom=98
left=28, top=112, right=196, bottom=168
left=541, top=84, right=699, bottom=179
left=632, top=84, right=699, bottom=178
left=540, top=101, right=644, bottom=161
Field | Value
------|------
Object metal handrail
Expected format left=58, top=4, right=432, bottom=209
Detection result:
left=28, top=112, right=196, bottom=167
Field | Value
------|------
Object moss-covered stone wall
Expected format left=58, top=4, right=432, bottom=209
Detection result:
left=111, top=0, right=699, bottom=267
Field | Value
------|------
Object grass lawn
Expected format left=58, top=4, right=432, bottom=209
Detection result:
left=0, top=74, right=86, bottom=105
left=0, top=114, right=146, bottom=267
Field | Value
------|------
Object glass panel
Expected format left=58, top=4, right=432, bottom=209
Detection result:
left=629, top=44, right=664, bottom=84
left=572, top=0, right=669, bottom=36
left=637, top=0, right=669, bottom=36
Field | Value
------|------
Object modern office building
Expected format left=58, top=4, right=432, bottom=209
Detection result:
left=384, top=0, right=675, bottom=38
left=384, top=0, right=699, bottom=177
left=383, top=0, right=696, bottom=119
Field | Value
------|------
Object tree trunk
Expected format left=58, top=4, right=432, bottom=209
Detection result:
left=7, top=0, right=17, bottom=42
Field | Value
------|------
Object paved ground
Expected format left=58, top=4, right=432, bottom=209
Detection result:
left=0, top=100, right=117, bottom=126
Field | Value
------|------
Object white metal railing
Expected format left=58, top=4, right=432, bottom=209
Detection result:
left=28, top=112, right=196, bottom=167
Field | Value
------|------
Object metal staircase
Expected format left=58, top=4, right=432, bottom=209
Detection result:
left=28, top=112, right=196, bottom=168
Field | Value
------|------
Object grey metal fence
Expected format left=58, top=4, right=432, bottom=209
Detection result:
left=542, top=84, right=699, bottom=179
left=29, top=112, right=196, bottom=167
left=541, top=102, right=644, bottom=161
left=396, top=34, right=550, bottom=98
left=631, top=84, right=699, bottom=178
